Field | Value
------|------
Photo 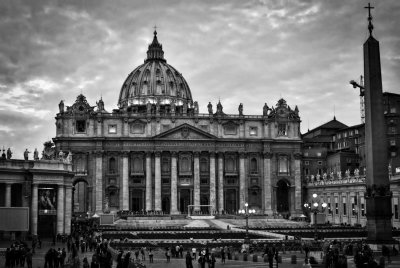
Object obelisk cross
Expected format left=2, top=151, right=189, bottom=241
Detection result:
left=364, top=3, right=374, bottom=36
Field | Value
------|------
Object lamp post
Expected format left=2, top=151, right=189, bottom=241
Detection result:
left=239, top=202, right=255, bottom=244
left=304, top=193, right=327, bottom=240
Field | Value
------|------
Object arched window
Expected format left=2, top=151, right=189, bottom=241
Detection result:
left=143, top=69, right=151, bottom=94
left=121, top=85, right=127, bottom=99
left=74, top=155, right=86, bottom=172
left=133, top=157, right=143, bottom=173
left=129, top=83, right=136, bottom=97
left=156, top=83, right=162, bottom=95
left=162, top=158, right=170, bottom=173
left=181, top=157, right=190, bottom=172
left=250, top=158, right=257, bottom=172
left=107, top=186, right=118, bottom=207
left=109, top=157, right=116, bottom=174
left=156, top=69, right=161, bottom=81
left=278, top=155, right=288, bottom=174
left=226, top=157, right=235, bottom=172
left=200, top=158, right=208, bottom=173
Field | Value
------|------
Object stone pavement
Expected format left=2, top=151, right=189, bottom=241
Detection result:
left=1, top=239, right=400, bottom=268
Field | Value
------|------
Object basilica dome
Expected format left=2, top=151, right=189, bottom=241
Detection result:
left=118, top=31, right=192, bottom=109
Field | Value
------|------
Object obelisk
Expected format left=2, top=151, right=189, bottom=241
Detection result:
left=363, top=3, right=392, bottom=244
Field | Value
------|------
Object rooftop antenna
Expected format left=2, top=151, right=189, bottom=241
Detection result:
left=349, top=75, right=365, bottom=123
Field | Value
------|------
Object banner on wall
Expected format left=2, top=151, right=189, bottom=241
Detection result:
left=38, top=188, right=57, bottom=215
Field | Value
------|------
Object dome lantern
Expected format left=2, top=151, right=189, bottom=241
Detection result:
left=146, top=30, right=166, bottom=62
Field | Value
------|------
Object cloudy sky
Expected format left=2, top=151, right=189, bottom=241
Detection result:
left=0, top=0, right=399, bottom=158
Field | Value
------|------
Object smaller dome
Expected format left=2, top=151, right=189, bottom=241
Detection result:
left=118, top=31, right=192, bottom=108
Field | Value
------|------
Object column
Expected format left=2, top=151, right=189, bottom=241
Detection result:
left=95, top=151, right=103, bottom=213
left=5, top=183, right=11, bottom=207
left=239, top=153, right=246, bottom=210
left=293, top=153, right=302, bottom=215
left=209, top=152, right=216, bottom=213
left=154, top=151, right=161, bottom=211
left=31, top=184, right=38, bottom=236
left=64, top=186, right=72, bottom=234
left=263, top=152, right=273, bottom=215
left=193, top=152, right=200, bottom=211
left=170, top=152, right=179, bottom=214
left=145, top=152, right=152, bottom=211
left=56, top=185, right=65, bottom=234
left=218, top=152, right=224, bottom=213
left=121, top=151, right=129, bottom=210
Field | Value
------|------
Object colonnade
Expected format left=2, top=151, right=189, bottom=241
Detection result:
left=92, top=151, right=302, bottom=215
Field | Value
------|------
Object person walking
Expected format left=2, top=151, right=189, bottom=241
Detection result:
left=185, top=251, right=193, bottom=268
left=198, top=253, right=206, bottom=268
left=134, top=249, right=140, bottom=260
left=209, top=252, right=216, bottom=268
left=25, top=249, right=32, bottom=268
left=166, top=247, right=171, bottom=262
left=140, top=247, right=145, bottom=261
left=303, top=257, right=312, bottom=268
left=82, top=257, right=90, bottom=268
left=221, top=247, right=225, bottom=263
left=267, top=248, right=274, bottom=268
left=148, top=248, right=154, bottom=263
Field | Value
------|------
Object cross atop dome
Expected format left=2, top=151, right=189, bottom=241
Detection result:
left=146, top=28, right=166, bottom=62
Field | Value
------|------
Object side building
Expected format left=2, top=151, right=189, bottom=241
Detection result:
left=303, top=92, right=400, bottom=228
left=53, top=31, right=303, bottom=218
left=0, top=152, right=74, bottom=239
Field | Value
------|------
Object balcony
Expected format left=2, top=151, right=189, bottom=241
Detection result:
left=74, top=170, right=88, bottom=176
left=131, top=170, right=144, bottom=176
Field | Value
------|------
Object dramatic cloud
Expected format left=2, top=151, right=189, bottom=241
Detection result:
left=0, top=0, right=399, bottom=156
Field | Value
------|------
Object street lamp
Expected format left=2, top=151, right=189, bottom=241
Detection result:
left=304, top=193, right=327, bottom=240
left=239, top=202, right=256, bottom=244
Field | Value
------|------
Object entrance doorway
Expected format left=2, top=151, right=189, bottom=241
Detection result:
left=162, top=196, right=170, bottom=213
left=179, top=189, right=191, bottom=214
left=225, top=189, right=237, bottom=214
left=131, top=189, right=144, bottom=211
left=200, top=195, right=209, bottom=214
left=276, top=180, right=290, bottom=213
left=38, top=215, right=56, bottom=238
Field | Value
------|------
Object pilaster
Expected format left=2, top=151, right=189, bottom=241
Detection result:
left=31, top=184, right=38, bottom=236
left=193, top=151, right=200, bottom=211
left=218, top=152, right=224, bottom=213
left=154, top=151, right=162, bottom=211
left=145, top=152, right=152, bottom=211
left=209, top=152, right=216, bottom=213
left=94, top=150, right=103, bottom=213
left=5, top=183, right=11, bottom=207
left=263, top=152, right=273, bottom=215
left=293, top=152, right=302, bottom=216
left=170, top=152, right=179, bottom=214
left=56, top=185, right=65, bottom=234
left=64, top=186, right=72, bottom=234
left=121, top=151, right=129, bottom=210
left=239, top=153, right=246, bottom=210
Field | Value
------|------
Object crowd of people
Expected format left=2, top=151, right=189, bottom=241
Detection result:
left=3, top=219, right=400, bottom=268
left=4, top=241, right=33, bottom=268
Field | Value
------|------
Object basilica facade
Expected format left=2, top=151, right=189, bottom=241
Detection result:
left=53, top=31, right=303, bottom=217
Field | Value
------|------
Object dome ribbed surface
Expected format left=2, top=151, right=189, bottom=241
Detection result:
left=118, top=31, right=192, bottom=108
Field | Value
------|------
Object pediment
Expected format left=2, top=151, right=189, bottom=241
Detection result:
left=154, top=123, right=217, bottom=140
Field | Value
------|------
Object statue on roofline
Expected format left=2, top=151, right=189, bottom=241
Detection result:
left=238, top=103, right=243, bottom=116
left=207, top=102, right=213, bottom=115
